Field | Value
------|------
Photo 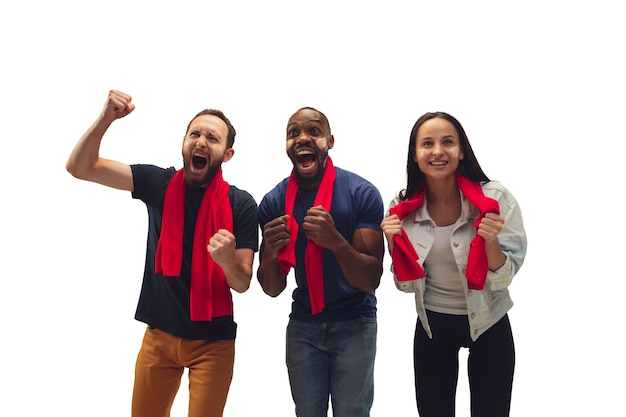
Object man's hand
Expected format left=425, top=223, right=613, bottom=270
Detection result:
left=261, top=215, right=291, bottom=259
left=102, top=90, right=135, bottom=123
left=207, top=229, right=238, bottom=267
left=302, top=205, right=340, bottom=250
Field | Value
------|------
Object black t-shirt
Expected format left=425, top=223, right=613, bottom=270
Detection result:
left=131, top=164, right=258, bottom=341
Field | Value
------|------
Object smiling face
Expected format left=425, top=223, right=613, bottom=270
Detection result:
left=414, top=117, right=464, bottom=181
left=182, top=114, right=233, bottom=188
left=285, top=108, right=334, bottom=190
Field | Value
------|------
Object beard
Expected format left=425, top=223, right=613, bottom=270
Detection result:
left=293, top=163, right=323, bottom=187
left=290, top=148, right=329, bottom=190
left=182, top=156, right=222, bottom=188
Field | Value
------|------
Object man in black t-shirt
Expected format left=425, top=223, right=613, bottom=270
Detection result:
left=66, top=90, right=258, bottom=417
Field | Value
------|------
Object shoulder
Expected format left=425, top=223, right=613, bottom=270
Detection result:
left=334, top=166, right=384, bottom=223
left=259, top=177, right=290, bottom=206
left=228, top=184, right=258, bottom=212
left=257, top=177, right=289, bottom=222
left=131, top=164, right=176, bottom=183
left=335, top=166, right=369, bottom=183
left=131, top=164, right=173, bottom=175
left=481, top=180, right=514, bottom=198
left=228, top=184, right=256, bottom=203
left=386, top=195, right=402, bottom=212
left=481, top=181, right=520, bottom=211
left=335, top=167, right=381, bottom=196
left=131, top=164, right=176, bottom=198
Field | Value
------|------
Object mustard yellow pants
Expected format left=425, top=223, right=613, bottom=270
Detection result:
left=132, top=326, right=235, bottom=417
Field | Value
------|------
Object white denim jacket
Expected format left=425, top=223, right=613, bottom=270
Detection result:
left=388, top=181, right=527, bottom=341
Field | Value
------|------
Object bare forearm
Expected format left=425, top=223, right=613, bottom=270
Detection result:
left=331, top=238, right=383, bottom=293
left=213, top=247, right=254, bottom=293
left=223, top=262, right=253, bottom=293
left=66, top=91, right=135, bottom=191
left=66, top=116, right=111, bottom=179
left=257, top=247, right=288, bottom=297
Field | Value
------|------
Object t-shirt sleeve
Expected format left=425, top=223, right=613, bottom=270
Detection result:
left=131, top=164, right=177, bottom=206
left=257, top=181, right=287, bottom=234
left=354, top=181, right=384, bottom=231
left=230, top=187, right=260, bottom=252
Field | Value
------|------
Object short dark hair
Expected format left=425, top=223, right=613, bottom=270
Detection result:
left=294, top=107, right=332, bottom=136
left=186, top=109, right=236, bottom=148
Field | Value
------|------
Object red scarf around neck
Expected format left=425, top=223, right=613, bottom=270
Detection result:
left=388, top=173, right=500, bottom=290
left=278, top=157, right=336, bottom=315
left=155, top=169, right=233, bottom=321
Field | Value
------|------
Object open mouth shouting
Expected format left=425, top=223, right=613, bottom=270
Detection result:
left=191, top=152, right=209, bottom=173
left=295, top=148, right=319, bottom=175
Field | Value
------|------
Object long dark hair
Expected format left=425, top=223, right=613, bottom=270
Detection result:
left=400, top=112, right=489, bottom=201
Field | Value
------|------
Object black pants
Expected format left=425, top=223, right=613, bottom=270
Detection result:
left=414, top=311, right=515, bottom=417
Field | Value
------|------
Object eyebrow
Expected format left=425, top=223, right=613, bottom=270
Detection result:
left=189, top=127, right=224, bottom=141
left=287, top=118, right=323, bottom=129
left=419, top=134, right=456, bottom=140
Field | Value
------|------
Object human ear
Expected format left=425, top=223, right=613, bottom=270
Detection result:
left=223, top=148, right=235, bottom=163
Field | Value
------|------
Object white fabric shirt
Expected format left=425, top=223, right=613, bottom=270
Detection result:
left=423, top=223, right=468, bottom=314
left=387, top=181, right=527, bottom=341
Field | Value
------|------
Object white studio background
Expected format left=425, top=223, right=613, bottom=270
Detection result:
left=1, top=1, right=623, bottom=416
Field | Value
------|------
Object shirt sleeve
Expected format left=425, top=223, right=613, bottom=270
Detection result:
left=230, top=187, right=260, bottom=252
left=131, top=164, right=176, bottom=207
left=354, top=180, right=385, bottom=231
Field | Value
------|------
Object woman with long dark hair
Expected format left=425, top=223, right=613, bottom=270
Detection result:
left=381, top=112, right=527, bottom=417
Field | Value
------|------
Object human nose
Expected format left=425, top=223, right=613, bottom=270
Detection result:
left=195, top=133, right=210, bottom=148
left=295, top=132, right=312, bottom=144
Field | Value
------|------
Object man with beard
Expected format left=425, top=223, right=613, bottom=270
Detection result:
left=257, top=107, right=384, bottom=417
left=66, top=90, right=258, bottom=417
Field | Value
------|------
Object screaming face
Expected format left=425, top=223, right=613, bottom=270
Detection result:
left=285, top=108, right=334, bottom=190
left=182, top=114, right=233, bottom=188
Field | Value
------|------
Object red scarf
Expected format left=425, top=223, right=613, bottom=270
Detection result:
left=388, top=174, right=499, bottom=290
left=155, top=169, right=233, bottom=321
left=278, top=157, right=336, bottom=315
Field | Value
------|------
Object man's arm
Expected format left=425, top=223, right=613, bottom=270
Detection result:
left=208, top=229, right=255, bottom=293
left=256, top=215, right=291, bottom=297
left=303, top=206, right=384, bottom=293
left=333, top=227, right=384, bottom=293
left=66, top=90, right=135, bottom=191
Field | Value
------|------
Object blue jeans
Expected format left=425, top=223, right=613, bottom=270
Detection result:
left=286, top=317, right=377, bottom=417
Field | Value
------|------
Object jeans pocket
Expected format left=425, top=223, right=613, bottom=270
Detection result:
left=358, top=316, right=377, bottom=324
